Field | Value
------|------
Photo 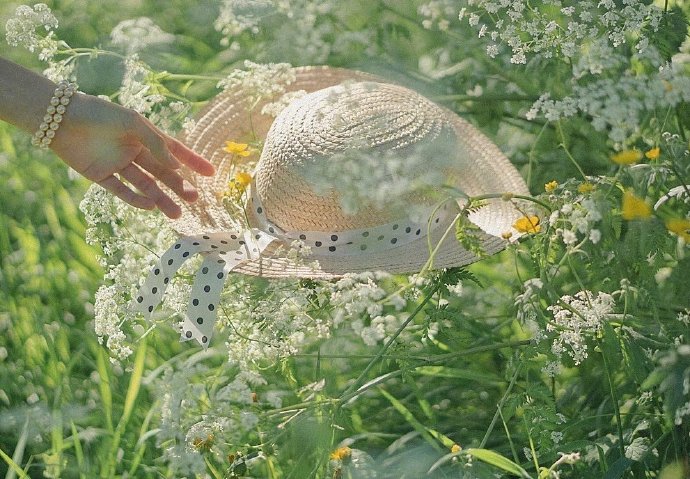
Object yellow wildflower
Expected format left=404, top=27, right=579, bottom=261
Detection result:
left=330, top=446, right=352, bottom=461
left=223, top=141, right=252, bottom=157
left=645, top=147, right=660, bottom=160
left=451, top=444, right=462, bottom=454
left=513, top=215, right=541, bottom=234
left=611, top=149, right=643, bottom=165
left=621, top=190, right=652, bottom=220
left=665, top=218, right=690, bottom=242
left=501, top=231, right=513, bottom=240
left=544, top=180, right=558, bottom=192
left=233, top=171, right=252, bottom=188
left=577, top=182, right=595, bottom=194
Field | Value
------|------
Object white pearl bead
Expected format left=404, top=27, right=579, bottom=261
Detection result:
left=41, top=137, right=51, bottom=146
left=53, top=114, right=62, bottom=123
left=54, top=88, right=64, bottom=98
left=46, top=105, right=56, bottom=114
left=50, top=97, right=60, bottom=106
left=60, top=97, right=70, bottom=105
left=39, top=122, right=49, bottom=131
left=46, top=129, right=56, bottom=138
left=43, top=114, right=53, bottom=123
left=56, top=105, right=66, bottom=114
left=49, top=122, right=60, bottom=131
left=35, top=130, right=45, bottom=138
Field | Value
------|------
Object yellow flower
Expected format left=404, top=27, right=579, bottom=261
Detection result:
left=501, top=231, right=513, bottom=240
left=611, top=149, right=643, bottom=165
left=513, top=215, right=541, bottom=233
left=621, top=190, right=652, bottom=220
left=330, top=446, right=352, bottom=461
left=233, top=171, right=252, bottom=188
left=223, top=141, right=252, bottom=157
left=577, top=182, right=595, bottom=194
left=645, top=147, right=660, bottom=160
left=544, top=180, right=558, bottom=192
left=192, top=434, right=214, bottom=452
left=665, top=218, right=690, bottom=242
left=451, top=444, right=462, bottom=454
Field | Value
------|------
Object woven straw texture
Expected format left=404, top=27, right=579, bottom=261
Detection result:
left=174, top=66, right=529, bottom=278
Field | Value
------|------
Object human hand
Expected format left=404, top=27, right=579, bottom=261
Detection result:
left=49, top=93, right=215, bottom=219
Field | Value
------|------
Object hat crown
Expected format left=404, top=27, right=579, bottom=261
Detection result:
left=254, top=81, right=456, bottom=232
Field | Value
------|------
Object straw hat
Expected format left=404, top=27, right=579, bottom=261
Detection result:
left=133, top=66, right=530, bottom=346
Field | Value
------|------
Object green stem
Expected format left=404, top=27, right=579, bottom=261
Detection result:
left=556, top=120, right=588, bottom=180
left=340, top=281, right=442, bottom=398
left=601, top=344, right=626, bottom=458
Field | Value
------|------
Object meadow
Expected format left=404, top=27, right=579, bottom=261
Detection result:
left=1, top=1, right=689, bottom=478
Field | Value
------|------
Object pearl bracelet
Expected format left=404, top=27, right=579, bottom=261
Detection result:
left=31, top=80, right=78, bottom=149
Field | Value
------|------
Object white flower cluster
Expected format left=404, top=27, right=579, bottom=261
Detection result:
left=514, top=277, right=543, bottom=324
left=419, top=0, right=457, bottom=31
left=214, top=0, right=274, bottom=38
left=527, top=64, right=690, bottom=142
left=217, top=60, right=296, bottom=104
left=547, top=290, right=615, bottom=365
left=5, top=3, right=59, bottom=61
left=79, top=184, right=175, bottom=360
left=546, top=183, right=603, bottom=248
left=118, top=55, right=166, bottom=115
left=214, top=0, right=375, bottom=63
left=303, top=136, right=454, bottom=217
left=464, top=0, right=662, bottom=64
left=110, top=17, right=175, bottom=54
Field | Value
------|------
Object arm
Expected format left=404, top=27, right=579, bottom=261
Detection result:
left=0, top=57, right=215, bottom=219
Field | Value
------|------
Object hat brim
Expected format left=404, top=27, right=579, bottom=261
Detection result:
left=174, top=66, right=529, bottom=279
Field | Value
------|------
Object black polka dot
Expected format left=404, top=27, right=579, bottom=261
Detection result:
left=218, top=259, right=226, bottom=265
left=391, top=238, right=398, bottom=244
left=416, top=229, right=421, bottom=235
left=174, top=243, right=181, bottom=249
left=164, top=277, right=169, bottom=284
left=202, top=267, right=209, bottom=274
left=255, top=234, right=261, bottom=240
left=231, top=234, right=237, bottom=240
left=257, top=207, right=263, bottom=214
left=435, top=217, right=440, bottom=223
left=329, top=246, right=336, bottom=252
left=269, top=227, right=275, bottom=233
left=393, top=224, right=399, bottom=230
left=202, top=336, right=207, bottom=343
left=405, top=226, right=411, bottom=233
left=360, top=244, right=367, bottom=251
left=154, top=268, right=160, bottom=275
left=148, top=305, right=153, bottom=313
left=217, top=272, right=224, bottom=279
left=362, top=231, right=369, bottom=237
left=193, top=299, right=199, bottom=306
left=221, top=240, right=228, bottom=245
left=378, top=235, right=384, bottom=241
left=208, top=304, right=215, bottom=311
left=196, top=317, right=203, bottom=324
left=211, top=244, right=218, bottom=249
left=220, top=251, right=227, bottom=255
left=136, top=296, right=143, bottom=303
left=203, top=235, right=210, bottom=240
left=315, top=241, right=322, bottom=247
left=299, top=234, right=306, bottom=240
left=185, top=331, right=192, bottom=338
left=239, top=241, right=245, bottom=245
left=193, top=242, right=200, bottom=246
left=167, top=259, right=174, bottom=265
left=236, top=250, right=243, bottom=255
left=331, top=234, right=338, bottom=241
left=182, top=251, right=190, bottom=257
left=204, top=285, right=211, bottom=293
left=152, top=287, right=158, bottom=294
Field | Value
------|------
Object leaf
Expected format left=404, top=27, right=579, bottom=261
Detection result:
left=603, top=457, right=634, bottom=479
left=464, top=448, right=531, bottom=478
left=455, top=216, right=488, bottom=259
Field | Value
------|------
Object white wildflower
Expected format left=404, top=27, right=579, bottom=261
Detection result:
left=547, top=290, right=615, bottom=364
left=110, top=17, right=174, bottom=54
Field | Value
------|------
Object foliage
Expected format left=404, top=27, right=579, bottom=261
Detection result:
left=1, top=1, right=690, bottom=478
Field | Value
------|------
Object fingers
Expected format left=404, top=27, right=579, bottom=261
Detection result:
left=130, top=111, right=214, bottom=176
left=135, top=148, right=199, bottom=202
left=99, top=175, right=156, bottom=211
left=119, top=163, right=182, bottom=219
left=167, top=137, right=216, bottom=176
left=129, top=112, right=181, bottom=170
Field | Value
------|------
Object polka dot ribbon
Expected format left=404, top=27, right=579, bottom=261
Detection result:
left=132, top=229, right=276, bottom=348
left=132, top=191, right=456, bottom=348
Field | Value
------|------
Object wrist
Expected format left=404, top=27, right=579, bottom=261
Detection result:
left=31, top=80, right=79, bottom=148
